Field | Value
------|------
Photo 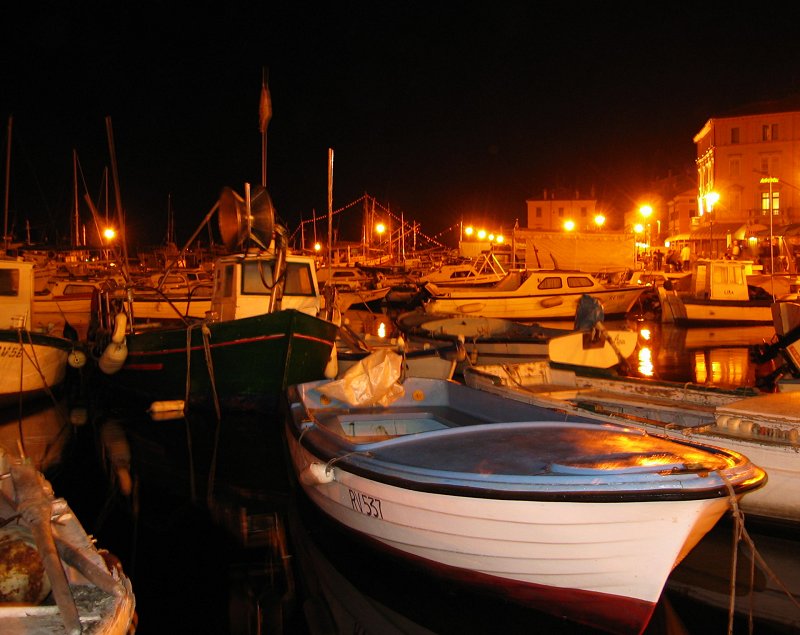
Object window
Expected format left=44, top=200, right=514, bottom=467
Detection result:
left=730, top=127, right=740, bottom=144
left=535, top=207, right=542, bottom=218
left=284, top=262, right=315, bottom=295
left=0, top=269, right=19, bottom=296
left=580, top=207, right=587, bottom=217
left=761, top=191, right=780, bottom=215
left=761, top=124, right=779, bottom=141
left=729, top=157, right=740, bottom=178
left=242, top=260, right=275, bottom=294
left=222, top=265, right=234, bottom=297
left=558, top=208, right=564, bottom=218
left=538, top=277, right=562, bottom=290
left=566, top=276, right=595, bottom=289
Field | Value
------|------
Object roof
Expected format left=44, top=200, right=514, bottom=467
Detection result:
left=689, top=223, right=745, bottom=240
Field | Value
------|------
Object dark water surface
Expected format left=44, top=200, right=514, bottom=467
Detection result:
left=9, top=319, right=799, bottom=634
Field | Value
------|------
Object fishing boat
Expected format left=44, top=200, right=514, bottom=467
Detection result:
left=463, top=359, right=800, bottom=525
left=0, top=259, right=82, bottom=407
left=658, top=258, right=774, bottom=325
left=284, top=376, right=766, bottom=634
left=420, top=267, right=646, bottom=321
left=0, top=447, right=136, bottom=634
left=93, top=185, right=338, bottom=413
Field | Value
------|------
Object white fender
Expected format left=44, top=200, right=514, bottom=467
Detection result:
left=149, top=400, right=186, bottom=414
left=300, top=462, right=334, bottom=485
left=111, top=312, right=127, bottom=343
left=67, top=349, right=87, bottom=369
left=99, top=312, right=129, bottom=374
left=324, top=342, right=338, bottom=378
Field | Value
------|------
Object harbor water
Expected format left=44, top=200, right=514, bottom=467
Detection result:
left=6, top=318, right=799, bottom=634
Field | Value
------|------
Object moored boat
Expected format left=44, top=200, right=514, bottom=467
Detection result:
left=0, top=447, right=136, bottom=634
left=463, top=359, right=800, bottom=525
left=0, top=259, right=82, bottom=407
left=284, top=376, right=766, bottom=634
left=421, top=267, right=646, bottom=321
left=93, top=185, right=338, bottom=413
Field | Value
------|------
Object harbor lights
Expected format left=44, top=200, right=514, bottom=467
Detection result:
left=594, top=214, right=606, bottom=230
left=563, top=220, right=575, bottom=232
left=102, top=227, right=117, bottom=242
left=639, top=205, right=653, bottom=252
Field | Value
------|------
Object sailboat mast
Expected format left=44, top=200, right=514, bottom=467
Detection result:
left=73, top=149, right=80, bottom=247
left=4, top=115, right=12, bottom=252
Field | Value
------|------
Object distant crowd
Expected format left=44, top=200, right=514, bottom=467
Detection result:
left=641, top=238, right=792, bottom=273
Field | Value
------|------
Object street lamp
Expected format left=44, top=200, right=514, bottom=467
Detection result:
left=704, top=192, right=719, bottom=257
left=594, top=214, right=605, bottom=230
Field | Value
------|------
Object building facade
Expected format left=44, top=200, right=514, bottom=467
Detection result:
left=525, top=189, right=600, bottom=232
left=692, top=96, right=800, bottom=266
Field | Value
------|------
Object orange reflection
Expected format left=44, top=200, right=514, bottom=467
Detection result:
left=638, top=345, right=654, bottom=377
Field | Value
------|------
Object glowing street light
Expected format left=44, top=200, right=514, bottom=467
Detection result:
left=103, top=227, right=117, bottom=241
left=563, top=220, right=575, bottom=232
left=464, top=226, right=474, bottom=237
left=477, top=229, right=487, bottom=240
left=375, top=222, right=386, bottom=236
left=594, top=214, right=606, bottom=229
left=704, top=192, right=719, bottom=256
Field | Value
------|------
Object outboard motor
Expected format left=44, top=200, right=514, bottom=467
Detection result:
left=574, top=294, right=604, bottom=331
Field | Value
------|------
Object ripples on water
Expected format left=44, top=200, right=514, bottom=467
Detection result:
left=3, top=320, right=797, bottom=634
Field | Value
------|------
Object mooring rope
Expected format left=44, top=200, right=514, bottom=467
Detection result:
left=720, top=474, right=800, bottom=634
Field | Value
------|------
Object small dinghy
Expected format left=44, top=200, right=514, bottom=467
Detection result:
left=284, top=376, right=766, bottom=635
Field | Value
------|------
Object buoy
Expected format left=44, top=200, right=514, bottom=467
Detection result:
left=67, top=348, right=87, bottom=369
left=300, top=462, right=334, bottom=485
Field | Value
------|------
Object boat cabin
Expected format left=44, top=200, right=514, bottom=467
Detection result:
left=691, top=259, right=753, bottom=301
left=211, top=250, right=323, bottom=321
left=0, top=259, right=35, bottom=329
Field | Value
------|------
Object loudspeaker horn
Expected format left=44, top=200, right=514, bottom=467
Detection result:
left=218, top=185, right=275, bottom=251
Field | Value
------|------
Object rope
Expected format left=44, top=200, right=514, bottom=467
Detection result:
left=720, top=474, right=800, bottom=634
left=201, top=323, right=222, bottom=508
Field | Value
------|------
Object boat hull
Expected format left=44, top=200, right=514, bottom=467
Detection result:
left=424, top=287, right=644, bottom=320
left=285, top=377, right=765, bottom=634
left=0, top=331, right=71, bottom=406
left=106, top=309, right=337, bottom=411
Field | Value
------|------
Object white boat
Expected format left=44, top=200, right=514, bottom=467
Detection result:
left=463, top=359, right=800, bottom=525
left=658, top=258, right=773, bottom=325
left=421, top=268, right=646, bottom=320
left=284, top=376, right=765, bottom=634
left=0, top=447, right=136, bottom=634
left=0, top=260, right=81, bottom=406
left=415, top=250, right=507, bottom=287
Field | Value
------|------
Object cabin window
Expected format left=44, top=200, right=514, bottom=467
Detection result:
left=284, top=262, right=315, bottom=295
left=538, top=277, right=562, bottom=290
left=0, top=269, right=19, bottom=296
left=242, top=261, right=275, bottom=294
left=566, top=276, right=595, bottom=288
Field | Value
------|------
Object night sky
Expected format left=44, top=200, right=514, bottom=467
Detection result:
left=3, top=4, right=800, bottom=249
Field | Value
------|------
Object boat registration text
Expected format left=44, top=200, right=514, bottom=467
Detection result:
left=348, top=488, right=383, bottom=519
left=0, top=345, right=23, bottom=359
